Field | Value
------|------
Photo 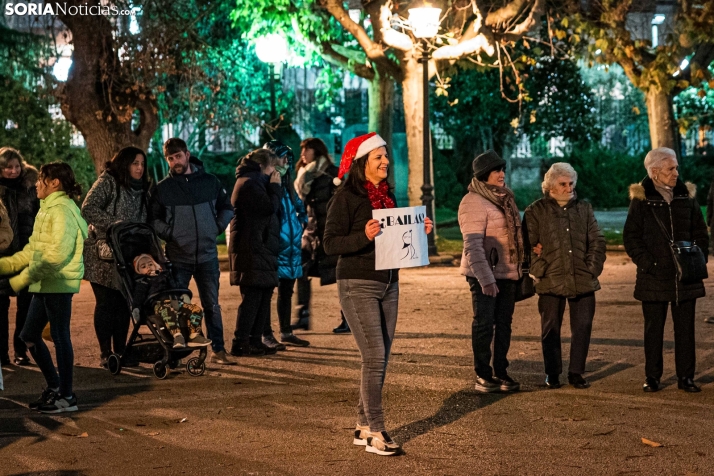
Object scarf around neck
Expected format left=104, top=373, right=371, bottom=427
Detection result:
left=364, top=181, right=395, bottom=210
left=469, top=177, right=524, bottom=264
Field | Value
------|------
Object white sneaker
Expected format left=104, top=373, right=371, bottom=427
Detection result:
left=353, top=424, right=369, bottom=446
left=366, top=430, right=404, bottom=456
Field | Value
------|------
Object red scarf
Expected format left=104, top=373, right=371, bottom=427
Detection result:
left=364, top=181, right=395, bottom=210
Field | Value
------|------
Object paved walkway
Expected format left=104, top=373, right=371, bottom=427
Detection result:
left=3, top=256, right=714, bottom=475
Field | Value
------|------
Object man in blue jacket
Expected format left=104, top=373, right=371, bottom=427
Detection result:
left=149, top=138, right=235, bottom=365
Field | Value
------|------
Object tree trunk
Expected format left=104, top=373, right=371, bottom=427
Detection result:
left=367, top=70, right=394, bottom=150
left=58, top=7, right=158, bottom=172
left=400, top=54, right=428, bottom=207
left=646, top=87, right=681, bottom=155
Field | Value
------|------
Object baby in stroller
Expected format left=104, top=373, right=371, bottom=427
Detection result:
left=132, top=253, right=211, bottom=349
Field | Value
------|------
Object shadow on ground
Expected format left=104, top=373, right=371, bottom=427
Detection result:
left=391, top=389, right=508, bottom=445
left=0, top=365, right=152, bottom=451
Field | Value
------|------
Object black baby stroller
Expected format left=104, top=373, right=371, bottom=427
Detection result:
left=104, top=221, right=207, bottom=379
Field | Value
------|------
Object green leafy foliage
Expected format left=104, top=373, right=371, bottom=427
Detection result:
left=0, top=75, right=95, bottom=194
left=521, top=56, right=601, bottom=146
left=551, top=147, right=644, bottom=209
left=675, top=75, right=714, bottom=134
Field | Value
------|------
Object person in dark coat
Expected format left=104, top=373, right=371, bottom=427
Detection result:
left=524, top=162, right=606, bottom=390
left=624, top=147, right=709, bottom=393
left=228, top=149, right=281, bottom=357
left=292, top=138, right=347, bottom=333
left=261, top=141, right=310, bottom=350
left=705, top=174, right=714, bottom=324
left=82, top=146, right=151, bottom=367
left=324, top=133, right=432, bottom=456
left=0, top=147, right=39, bottom=366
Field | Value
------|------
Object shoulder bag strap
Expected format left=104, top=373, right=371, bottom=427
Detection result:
left=650, top=207, right=673, bottom=243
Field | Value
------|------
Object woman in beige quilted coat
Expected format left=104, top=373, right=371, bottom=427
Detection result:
left=458, top=150, right=524, bottom=394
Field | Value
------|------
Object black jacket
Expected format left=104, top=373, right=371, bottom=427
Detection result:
left=624, top=177, right=709, bottom=303
left=132, top=269, right=182, bottom=309
left=228, top=160, right=281, bottom=288
left=323, top=186, right=399, bottom=284
left=148, top=165, right=234, bottom=265
left=524, top=194, right=606, bottom=298
left=0, top=165, right=39, bottom=255
left=303, top=163, right=339, bottom=283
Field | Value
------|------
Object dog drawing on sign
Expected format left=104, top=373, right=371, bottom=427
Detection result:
left=401, top=229, right=418, bottom=260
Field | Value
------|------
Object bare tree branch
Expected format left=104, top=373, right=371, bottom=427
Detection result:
left=321, top=42, right=376, bottom=79
left=320, top=0, right=402, bottom=80
left=376, top=2, right=413, bottom=52
left=484, top=0, right=529, bottom=30
left=499, top=0, right=545, bottom=41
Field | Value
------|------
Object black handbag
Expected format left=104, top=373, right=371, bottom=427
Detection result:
left=488, top=249, right=535, bottom=301
left=651, top=209, right=708, bottom=284
left=515, top=268, right=536, bottom=302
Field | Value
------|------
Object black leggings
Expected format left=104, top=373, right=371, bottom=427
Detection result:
left=265, top=278, right=295, bottom=336
left=91, top=283, right=130, bottom=357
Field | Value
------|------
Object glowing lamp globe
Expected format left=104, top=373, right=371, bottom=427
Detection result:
left=255, top=34, right=289, bottom=64
left=408, top=7, right=442, bottom=39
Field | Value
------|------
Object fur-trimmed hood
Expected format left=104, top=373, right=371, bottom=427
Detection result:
left=20, top=164, right=38, bottom=190
left=629, top=176, right=696, bottom=201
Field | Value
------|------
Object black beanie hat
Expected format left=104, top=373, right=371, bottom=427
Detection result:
left=472, top=149, right=506, bottom=181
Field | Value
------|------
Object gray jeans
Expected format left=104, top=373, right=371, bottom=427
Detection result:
left=338, top=279, right=399, bottom=433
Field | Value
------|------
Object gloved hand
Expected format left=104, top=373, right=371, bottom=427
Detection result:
left=0, top=278, right=16, bottom=296
left=131, top=308, right=141, bottom=324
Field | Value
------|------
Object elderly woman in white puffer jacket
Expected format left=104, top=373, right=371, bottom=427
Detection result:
left=458, top=150, right=525, bottom=394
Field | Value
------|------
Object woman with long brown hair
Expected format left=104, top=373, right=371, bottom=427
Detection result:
left=82, top=146, right=152, bottom=367
left=293, top=138, right=346, bottom=332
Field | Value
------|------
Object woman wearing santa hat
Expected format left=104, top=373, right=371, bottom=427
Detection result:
left=324, top=132, right=432, bottom=456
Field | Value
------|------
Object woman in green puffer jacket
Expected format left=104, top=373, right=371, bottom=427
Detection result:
left=0, top=162, right=88, bottom=413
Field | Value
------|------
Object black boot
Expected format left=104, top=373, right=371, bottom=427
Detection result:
left=333, top=316, right=351, bottom=334
left=231, top=339, right=266, bottom=357
left=291, top=307, right=311, bottom=331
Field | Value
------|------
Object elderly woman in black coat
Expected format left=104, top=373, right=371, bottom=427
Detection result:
left=525, top=163, right=606, bottom=390
left=228, top=149, right=281, bottom=357
left=624, top=147, right=709, bottom=393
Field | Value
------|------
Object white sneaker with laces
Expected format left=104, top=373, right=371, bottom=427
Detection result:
left=353, top=424, right=369, bottom=446
left=366, top=430, right=403, bottom=456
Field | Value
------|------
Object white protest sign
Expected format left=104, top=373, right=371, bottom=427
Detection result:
left=373, top=206, right=430, bottom=270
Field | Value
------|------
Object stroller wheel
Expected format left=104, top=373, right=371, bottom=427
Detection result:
left=186, top=357, right=205, bottom=377
left=153, top=361, right=168, bottom=379
left=107, top=353, right=122, bottom=375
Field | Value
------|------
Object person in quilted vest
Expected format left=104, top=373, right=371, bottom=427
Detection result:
left=82, top=146, right=152, bottom=368
left=624, top=147, right=709, bottom=393
left=458, top=150, right=524, bottom=394
left=524, top=163, right=606, bottom=390
left=0, top=162, right=88, bottom=413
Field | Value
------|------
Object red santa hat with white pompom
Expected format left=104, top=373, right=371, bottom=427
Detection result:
left=334, top=132, right=387, bottom=186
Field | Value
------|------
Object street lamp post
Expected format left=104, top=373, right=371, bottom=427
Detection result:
left=255, top=34, right=289, bottom=122
left=409, top=7, right=441, bottom=256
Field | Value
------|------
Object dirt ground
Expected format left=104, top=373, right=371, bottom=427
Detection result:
left=3, top=253, right=714, bottom=475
